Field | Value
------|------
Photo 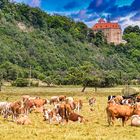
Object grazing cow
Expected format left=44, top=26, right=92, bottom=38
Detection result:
left=22, top=95, right=41, bottom=103
left=16, top=115, right=32, bottom=125
left=23, top=99, right=36, bottom=115
left=88, top=97, right=96, bottom=107
left=32, top=98, right=48, bottom=108
left=0, top=102, right=12, bottom=119
left=10, top=101, right=26, bottom=121
left=106, top=100, right=134, bottom=126
left=43, top=108, right=62, bottom=124
left=74, top=99, right=83, bottom=113
left=68, top=112, right=85, bottom=123
left=56, top=103, right=72, bottom=123
left=66, top=97, right=74, bottom=103
left=50, top=96, right=60, bottom=105
left=23, top=98, right=48, bottom=114
left=131, top=115, right=140, bottom=126
left=59, top=95, right=66, bottom=102
left=0, top=102, right=10, bottom=114
left=66, top=98, right=82, bottom=113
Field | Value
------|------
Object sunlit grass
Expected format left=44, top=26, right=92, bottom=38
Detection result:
left=0, top=86, right=139, bottom=140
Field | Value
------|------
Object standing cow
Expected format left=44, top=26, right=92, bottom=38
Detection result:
left=106, top=100, right=134, bottom=126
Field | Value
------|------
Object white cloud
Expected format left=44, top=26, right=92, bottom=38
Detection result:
left=30, top=0, right=41, bottom=7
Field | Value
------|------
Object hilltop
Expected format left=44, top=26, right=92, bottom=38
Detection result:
left=0, top=1, right=140, bottom=86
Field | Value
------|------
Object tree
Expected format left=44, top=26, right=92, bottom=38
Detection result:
left=124, top=25, right=140, bottom=35
left=0, top=72, right=3, bottom=91
left=95, top=31, right=105, bottom=47
left=82, top=76, right=101, bottom=92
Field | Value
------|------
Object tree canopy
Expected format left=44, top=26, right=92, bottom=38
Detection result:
left=0, top=1, right=140, bottom=87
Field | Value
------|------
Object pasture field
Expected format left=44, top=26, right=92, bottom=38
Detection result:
left=0, top=86, right=140, bottom=140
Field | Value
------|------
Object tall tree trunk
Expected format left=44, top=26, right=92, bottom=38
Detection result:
left=81, top=86, right=86, bottom=92
left=0, top=81, right=2, bottom=91
left=95, top=86, right=97, bottom=92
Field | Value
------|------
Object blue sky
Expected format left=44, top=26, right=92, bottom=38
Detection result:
left=13, top=0, right=140, bottom=29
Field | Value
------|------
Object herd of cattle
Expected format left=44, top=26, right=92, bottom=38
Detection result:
left=1, top=93, right=140, bottom=127
left=0, top=95, right=96, bottom=125
left=107, top=94, right=140, bottom=126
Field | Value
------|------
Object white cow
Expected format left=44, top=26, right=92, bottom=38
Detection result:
left=131, top=115, right=140, bottom=126
left=0, top=102, right=12, bottom=119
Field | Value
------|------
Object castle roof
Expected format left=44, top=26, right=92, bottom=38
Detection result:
left=92, top=18, right=121, bottom=30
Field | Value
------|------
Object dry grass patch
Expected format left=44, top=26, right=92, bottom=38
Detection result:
left=0, top=86, right=139, bottom=140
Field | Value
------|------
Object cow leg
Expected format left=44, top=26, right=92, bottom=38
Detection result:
left=107, top=116, right=111, bottom=126
left=12, top=114, right=15, bottom=122
left=111, top=115, right=115, bottom=126
left=123, top=117, right=129, bottom=126
left=49, top=118, right=52, bottom=124
left=122, top=117, right=125, bottom=126
left=77, top=103, right=80, bottom=113
left=26, top=108, right=29, bottom=115
left=107, top=111, right=111, bottom=126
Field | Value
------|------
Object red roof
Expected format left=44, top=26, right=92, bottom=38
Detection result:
left=92, top=18, right=121, bottom=30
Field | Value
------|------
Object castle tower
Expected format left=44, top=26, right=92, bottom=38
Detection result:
left=92, top=18, right=122, bottom=45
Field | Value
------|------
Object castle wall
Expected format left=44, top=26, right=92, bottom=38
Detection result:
left=95, top=28, right=122, bottom=45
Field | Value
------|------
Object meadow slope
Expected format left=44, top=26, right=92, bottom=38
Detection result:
left=0, top=86, right=140, bottom=140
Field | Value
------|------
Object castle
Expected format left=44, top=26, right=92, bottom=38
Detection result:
left=92, top=18, right=122, bottom=45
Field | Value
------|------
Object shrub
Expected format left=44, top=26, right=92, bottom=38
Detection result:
left=12, top=78, right=29, bottom=87
left=31, top=81, right=39, bottom=87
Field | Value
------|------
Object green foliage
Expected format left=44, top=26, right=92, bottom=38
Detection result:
left=12, top=78, right=29, bottom=87
left=0, top=2, right=139, bottom=87
left=95, top=31, right=106, bottom=47
left=123, top=25, right=140, bottom=35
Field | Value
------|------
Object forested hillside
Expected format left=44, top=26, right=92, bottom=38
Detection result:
left=0, top=0, right=140, bottom=86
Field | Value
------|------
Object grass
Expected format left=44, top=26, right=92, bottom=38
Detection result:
left=0, top=85, right=140, bottom=140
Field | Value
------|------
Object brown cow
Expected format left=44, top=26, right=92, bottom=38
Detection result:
left=32, top=98, right=48, bottom=108
left=68, top=112, right=85, bottom=123
left=106, top=100, right=134, bottom=126
left=68, top=99, right=83, bottom=113
left=24, top=98, right=48, bottom=114
left=89, top=97, right=96, bottom=107
left=50, top=96, right=59, bottom=105
left=23, top=99, right=35, bottom=115
left=10, top=101, right=26, bottom=121
left=56, top=103, right=72, bottom=123
left=59, top=95, right=66, bottom=102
